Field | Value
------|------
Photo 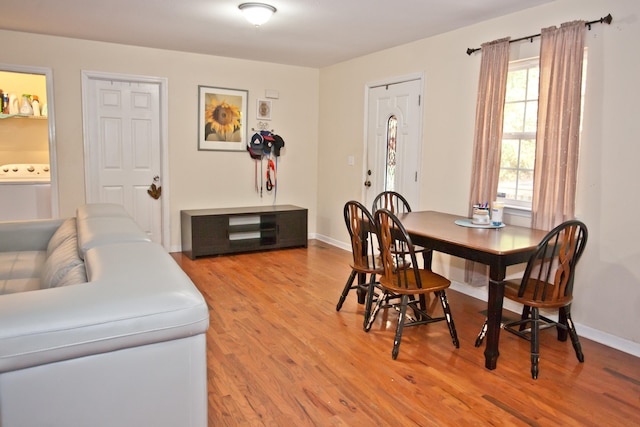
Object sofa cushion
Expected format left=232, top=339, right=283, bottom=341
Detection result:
left=41, top=235, right=83, bottom=289
left=76, top=217, right=150, bottom=259
left=0, top=251, right=46, bottom=280
left=46, top=218, right=77, bottom=256
left=0, top=277, right=41, bottom=294
left=55, top=263, right=88, bottom=287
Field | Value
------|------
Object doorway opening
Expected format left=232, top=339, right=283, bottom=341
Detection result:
left=0, top=64, right=58, bottom=220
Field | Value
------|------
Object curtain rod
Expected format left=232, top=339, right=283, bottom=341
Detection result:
left=466, top=13, right=612, bottom=55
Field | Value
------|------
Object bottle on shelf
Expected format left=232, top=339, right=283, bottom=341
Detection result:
left=9, top=94, right=19, bottom=114
left=20, top=94, right=34, bottom=115
left=32, top=95, right=41, bottom=117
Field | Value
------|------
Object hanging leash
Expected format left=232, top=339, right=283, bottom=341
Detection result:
left=266, top=158, right=276, bottom=192
left=273, top=156, right=278, bottom=204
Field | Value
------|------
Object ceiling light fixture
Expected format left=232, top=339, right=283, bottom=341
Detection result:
left=238, top=3, right=277, bottom=26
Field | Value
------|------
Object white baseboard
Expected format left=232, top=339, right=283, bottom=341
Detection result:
left=313, top=233, right=350, bottom=251
left=450, top=281, right=640, bottom=358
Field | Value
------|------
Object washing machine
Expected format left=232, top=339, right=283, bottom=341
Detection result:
left=0, top=164, right=52, bottom=221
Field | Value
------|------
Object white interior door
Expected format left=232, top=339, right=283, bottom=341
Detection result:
left=364, top=77, right=423, bottom=210
left=82, top=72, right=167, bottom=246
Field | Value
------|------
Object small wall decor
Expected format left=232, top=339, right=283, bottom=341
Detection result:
left=147, top=176, right=162, bottom=200
left=257, top=99, right=272, bottom=120
left=198, top=85, right=248, bottom=151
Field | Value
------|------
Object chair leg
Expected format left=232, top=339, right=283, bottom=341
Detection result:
left=564, top=306, right=584, bottom=363
left=392, top=295, right=409, bottom=359
left=363, top=274, right=377, bottom=329
left=557, top=306, right=569, bottom=342
left=475, top=319, right=488, bottom=347
left=364, top=290, right=385, bottom=332
left=336, top=270, right=357, bottom=311
left=530, top=307, right=540, bottom=379
left=437, top=290, right=459, bottom=348
left=519, top=305, right=531, bottom=331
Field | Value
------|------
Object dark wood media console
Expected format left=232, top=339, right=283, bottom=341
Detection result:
left=181, top=205, right=308, bottom=259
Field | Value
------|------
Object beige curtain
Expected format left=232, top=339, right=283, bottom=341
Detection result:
left=465, top=38, right=510, bottom=285
left=532, top=21, right=586, bottom=231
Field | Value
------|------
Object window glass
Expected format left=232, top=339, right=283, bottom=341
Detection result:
left=385, top=115, right=397, bottom=191
left=498, top=58, right=539, bottom=208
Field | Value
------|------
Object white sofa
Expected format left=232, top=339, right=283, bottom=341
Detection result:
left=0, top=204, right=209, bottom=427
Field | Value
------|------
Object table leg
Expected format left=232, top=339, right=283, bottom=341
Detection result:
left=356, top=272, right=367, bottom=304
left=419, top=250, right=434, bottom=312
left=484, top=271, right=506, bottom=370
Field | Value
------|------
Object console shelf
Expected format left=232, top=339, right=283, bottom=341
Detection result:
left=181, top=205, right=307, bottom=259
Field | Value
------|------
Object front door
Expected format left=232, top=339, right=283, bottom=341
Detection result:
left=364, top=77, right=423, bottom=210
left=82, top=72, right=167, bottom=246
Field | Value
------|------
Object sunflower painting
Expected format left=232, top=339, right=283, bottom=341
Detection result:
left=198, top=86, right=248, bottom=151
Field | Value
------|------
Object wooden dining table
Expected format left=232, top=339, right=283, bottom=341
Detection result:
left=395, top=210, right=549, bottom=370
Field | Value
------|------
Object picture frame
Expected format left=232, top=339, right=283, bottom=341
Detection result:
left=257, top=99, right=272, bottom=121
left=198, top=85, right=248, bottom=151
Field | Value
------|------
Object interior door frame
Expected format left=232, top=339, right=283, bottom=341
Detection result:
left=81, top=70, right=170, bottom=249
left=362, top=72, right=425, bottom=206
left=0, top=62, right=59, bottom=218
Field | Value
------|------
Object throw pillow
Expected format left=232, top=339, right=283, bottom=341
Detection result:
left=55, top=263, right=88, bottom=287
left=41, top=235, right=83, bottom=288
left=47, top=218, right=77, bottom=256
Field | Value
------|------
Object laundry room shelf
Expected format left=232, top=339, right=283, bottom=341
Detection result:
left=0, top=113, right=47, bottom=119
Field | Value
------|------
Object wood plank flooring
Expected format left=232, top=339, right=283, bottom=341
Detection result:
left=171, top=240, right=640, bottom=426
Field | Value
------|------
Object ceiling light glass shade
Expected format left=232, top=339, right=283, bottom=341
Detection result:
left=239, top=3, right=277, bottom=26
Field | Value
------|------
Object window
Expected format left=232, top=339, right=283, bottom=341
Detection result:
left=498, top=58, right=539, bottom=209
left=385, top=115, right=398, bottom=191
left=498, top=55, right=587, bottom=211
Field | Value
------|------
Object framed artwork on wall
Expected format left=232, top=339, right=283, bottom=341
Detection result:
left=257, top=99, right=272, bottom=120
left=198, top=85, right=248, bottom=151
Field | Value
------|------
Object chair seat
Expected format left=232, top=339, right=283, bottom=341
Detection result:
left=380, top=270, right=450, bottom=295
left=504, top=279, right=573, bottom=309
left=349, top=255, right=385, bottom=275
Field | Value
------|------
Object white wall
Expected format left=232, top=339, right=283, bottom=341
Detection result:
left=0, top=31, right=320, bottom=248
left=317, top=0, right=640, bottom=350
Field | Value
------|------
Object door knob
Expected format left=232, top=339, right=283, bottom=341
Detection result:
left=364, top=169, right=372, bottom=187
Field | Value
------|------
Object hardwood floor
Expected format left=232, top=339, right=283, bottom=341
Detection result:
left=171, top=240, right=640, bottom=426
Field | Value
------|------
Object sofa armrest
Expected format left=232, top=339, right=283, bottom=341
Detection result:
left=0, top=242, right=209, bottom=373
left=0, top=219, right=65, bottom=252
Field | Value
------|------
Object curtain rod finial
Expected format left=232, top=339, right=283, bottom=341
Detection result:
left=603, top=13, right=613, bottom=25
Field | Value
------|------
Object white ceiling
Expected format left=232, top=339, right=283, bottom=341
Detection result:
left=2, top=0, right=555, bottom=68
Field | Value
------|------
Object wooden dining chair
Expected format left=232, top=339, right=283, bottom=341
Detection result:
left=371, top=190, right=431, bottom=259
left=475, top=220, right=588, bottom=379
left=371, top=191, right=413, bottom=216
left=336, top=201, right=385, bottom=327
left=365, top=208, right=459, bottom=360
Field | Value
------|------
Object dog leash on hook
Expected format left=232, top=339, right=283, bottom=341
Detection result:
left=266, top=159, right=276, bottom=192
